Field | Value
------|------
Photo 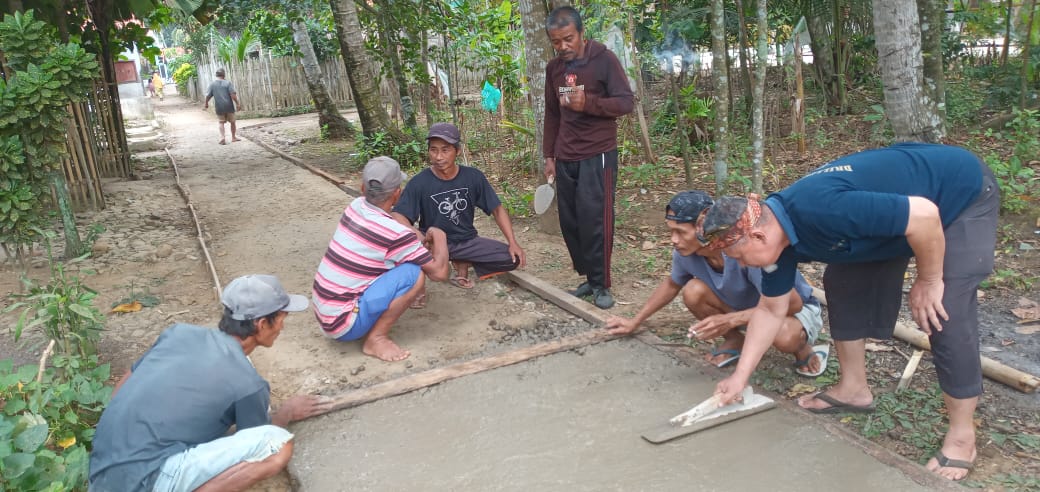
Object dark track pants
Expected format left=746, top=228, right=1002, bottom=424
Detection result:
left=555, top=150, right=618, bottom=289
left=448, top=236, right=519, bottom=278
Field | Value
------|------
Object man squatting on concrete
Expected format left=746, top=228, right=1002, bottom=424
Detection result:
left=89, top=275, right=331, bottom=491
left=543, top=6, right=634, bottom=310
left=702, top=143, right=999, bottom=481
left=392, top=122, right=526, bottom=304
left=313, top=157, right=451, bottom=362
left=605, top=191, right=827, bottom=377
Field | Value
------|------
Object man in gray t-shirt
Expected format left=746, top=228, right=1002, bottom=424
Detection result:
left=89, top=275, right=331, bottom=492
left=606, top=191, right=828, bottom=377
left=203, top=68, right=242, bottom=145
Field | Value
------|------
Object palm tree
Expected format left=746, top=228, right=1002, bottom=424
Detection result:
left=328, top=0, right=404, bottom=141
left=290, top=19, right=354, bottom=139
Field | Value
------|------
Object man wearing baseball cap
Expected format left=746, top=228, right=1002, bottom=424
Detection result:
left=700, top=143, right=999, bottom=481
left=313, top=156, right=451, bottom=362
left=392, top=122, right=525, bottom=299
left=90, top=274, right=331, bottom=492
left=604, top=191, right=825, bottom=376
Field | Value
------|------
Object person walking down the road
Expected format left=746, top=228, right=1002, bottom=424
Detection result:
left=313, top=156, right=451, bottom=362
left=543, top=6, right=634, bottom=310
left=392, top=122, right=526, bottom=306
left=604, top=191, right=826, bottom=376
left=89, top=274, right=332, bottom=492
left=151, top=71, right=164, bottom=101
left=701, top=143, right=999, bottom=482
left=203, top=68, right=242, bottom=145
left=146, top=77, right=155, bottom=98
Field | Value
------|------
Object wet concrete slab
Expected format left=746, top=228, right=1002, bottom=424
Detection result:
left=289, top=339, right=931, bottom=491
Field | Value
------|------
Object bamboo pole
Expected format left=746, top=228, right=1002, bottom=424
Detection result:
left=810, top=287, right=1040, bottom=393
left=165, top=148, right=223, bottom=300
left=74, top=102, right=105, bottom=209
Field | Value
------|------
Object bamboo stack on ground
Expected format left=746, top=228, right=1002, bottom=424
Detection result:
left=810, top=286, right=1040, bottom=393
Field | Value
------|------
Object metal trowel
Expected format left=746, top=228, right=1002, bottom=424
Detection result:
left=640, top=386, right=777, bottom=444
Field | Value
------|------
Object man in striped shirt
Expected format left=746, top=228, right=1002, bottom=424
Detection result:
left=313, top=157, right=450, bottom=362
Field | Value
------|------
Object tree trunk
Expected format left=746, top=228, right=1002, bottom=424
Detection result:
left=791, top=42, right=807, bottom=154
left=872, top=0, right=943, bottom=142
left=518, top=0, right=559, bottom=234
left=918, top=0, right=946, bottom=133
left=328, top=0, right=404, bottom=141
left=50, top=172, right=83, bottom=257
left=291, top=20, right=354, bottom=140
left=518, top=0, right=552, bottom=175
left=734, top=0, right=755, bottom=119
left=672, top=76, right=694, bottom=187
left=804, top=2, right=847, bottom=113
left=375, top=2, right=417, bottom=133
left=1001, top=0, right=1012, bottom=66
left=751, top=0, right=767, bottom=194
left=625, top=15, right=655, bottom=163
left=419, top=20, right=433, bottom=127
left=1021, top=0, right=1037, bottom=109
left=711, top=0, right=730, bottom=195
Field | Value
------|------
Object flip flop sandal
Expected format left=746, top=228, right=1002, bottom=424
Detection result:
left=450, top=276, right=474, bottom=289
left=794, top=344, right=830, bottom=377
left=933, top=451, right=974, bottom=480
left=804, top=391, right=876, bottom=414
left=709, top=348, right=741, bottom=368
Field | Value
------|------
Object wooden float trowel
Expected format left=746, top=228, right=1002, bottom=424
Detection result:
left=641, top=386, right=777, bottom=444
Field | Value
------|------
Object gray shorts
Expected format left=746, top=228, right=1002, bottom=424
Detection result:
left=823, top=161, right=999, bottom=399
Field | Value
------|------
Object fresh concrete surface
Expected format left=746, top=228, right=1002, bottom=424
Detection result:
left=289, top=339, right=930, bottom=491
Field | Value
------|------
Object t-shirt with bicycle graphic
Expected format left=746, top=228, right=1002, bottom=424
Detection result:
left=394, top=165, right=502, bottom=244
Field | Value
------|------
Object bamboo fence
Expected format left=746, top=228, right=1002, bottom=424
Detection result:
left=56, top=78, right=133, bottom=211
left=187, top=53, right=484, bottom=112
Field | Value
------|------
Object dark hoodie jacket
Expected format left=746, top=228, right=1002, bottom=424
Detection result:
left=543, top=39, right=635, bottom=162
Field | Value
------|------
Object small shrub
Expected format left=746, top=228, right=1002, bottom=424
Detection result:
left=979, top=109, right=1040, bottom=214
left=0, top=354, right=112, bottom=491
left=353, top=132, right=426, bottom=170
left=3, top=232, right=105, bottom=358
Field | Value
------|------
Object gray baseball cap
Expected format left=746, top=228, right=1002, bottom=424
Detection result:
left=221, top=274, right=309, bottom=321
left=363, top=156, right=408, bottom=192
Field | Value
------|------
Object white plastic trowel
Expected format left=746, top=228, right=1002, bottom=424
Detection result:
left=641, top=386, right=777, bottom=444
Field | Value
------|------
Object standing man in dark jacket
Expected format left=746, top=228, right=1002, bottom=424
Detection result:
left=543, top=6, right=634, bottom=309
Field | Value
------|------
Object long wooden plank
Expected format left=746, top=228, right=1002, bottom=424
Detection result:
left=239, top=132, right=362, bottom=197
left=506, top=271, right=609, bottom=326
left=314, top=329, right=621, bottom=419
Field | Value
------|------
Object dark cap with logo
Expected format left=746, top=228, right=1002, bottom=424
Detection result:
left=666, top=191, right=714, bottom=224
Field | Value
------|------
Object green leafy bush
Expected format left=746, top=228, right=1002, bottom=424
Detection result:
left=0, top=355, right=112, bottom=491
left=353, top=131, right=426, bottom=170
left=980, top=109, right=1039, bottom=213
left=4, top=231, right=105, bottom=358
left=171, top=62, right=196, bottom=94
left=0, top=10, right=97, bottom=253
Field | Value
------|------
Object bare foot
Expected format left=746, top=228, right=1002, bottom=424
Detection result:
left=232, top=137, right=241, bottom=142
left=925, top=430, right=977, bottom=481
left=362, top=335, right=410, bottom=362
left=218, top=140, right=226, bottom=145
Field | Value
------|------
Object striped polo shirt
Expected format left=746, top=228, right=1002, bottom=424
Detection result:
left=312, top=197, right=432, bottom=338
